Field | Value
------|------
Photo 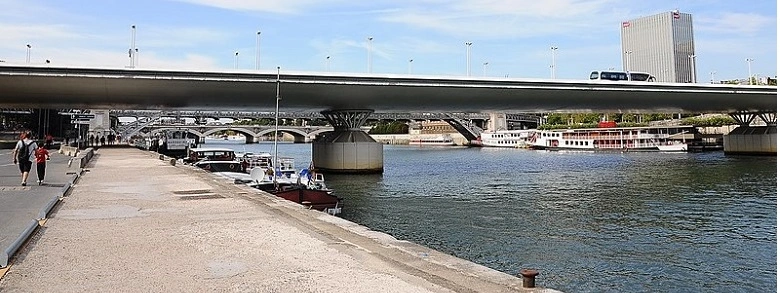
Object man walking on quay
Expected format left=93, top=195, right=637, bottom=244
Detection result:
left=12, top=131, right=38, bottom=186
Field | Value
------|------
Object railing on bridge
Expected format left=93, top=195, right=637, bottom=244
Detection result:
left=111, top=110, right=539, bottom=125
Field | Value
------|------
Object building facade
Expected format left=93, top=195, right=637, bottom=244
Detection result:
left=621, top=10, right=695, bottom=83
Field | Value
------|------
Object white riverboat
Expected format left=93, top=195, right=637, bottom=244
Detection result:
left=408, top=134, right=457, bottom=146
left=478, top=129, right=536, bottom=148
left=529, top=125, right=692, bottom=152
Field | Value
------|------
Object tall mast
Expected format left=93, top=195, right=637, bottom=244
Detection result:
left=273, top=66, right=280, bottom=185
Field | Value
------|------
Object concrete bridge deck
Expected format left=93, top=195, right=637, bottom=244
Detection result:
left=0, top=147, right=559, bottom=292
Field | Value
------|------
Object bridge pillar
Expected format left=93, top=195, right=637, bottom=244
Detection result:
left=723, top=111, right=777, bottom=155
left=312, top=109, right=383, bottom=174
left=293, top=135, right=307, bottom=143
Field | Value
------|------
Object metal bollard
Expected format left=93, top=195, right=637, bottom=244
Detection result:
left=159, top=154, right=164, bottom=160
left=169, top=158, right=176, bottom=166
left=519, top=269, right=539, bottom=288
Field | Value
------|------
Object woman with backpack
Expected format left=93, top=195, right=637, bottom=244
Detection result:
left=12, top=131, right=37, bottom=186
left=34, top=144, right=50, bottom=185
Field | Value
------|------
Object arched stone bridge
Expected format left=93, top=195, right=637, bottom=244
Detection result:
left=141, top=125, right=335, bottom=143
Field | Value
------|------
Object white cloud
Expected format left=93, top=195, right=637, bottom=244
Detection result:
left=135, top=26, right=234, bottom=48
left=172, top=0, right=344, bottom=14
left=697, top=12, right=775, bottom=35
left=378, top=0, right=624, bottom=38
left=0, top=21, right=226, bottom=70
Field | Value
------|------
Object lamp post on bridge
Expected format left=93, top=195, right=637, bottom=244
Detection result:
left=745, top=58, right=754, bottom=85
left=688, top=54, right=697, bottom=83
left=465, top=41, right=473, bottom=77
left=326, top=56, right=330, bottom=72
left=623, top=50, right=632, bottom=71
left=550, top=46, right=558, bottom=79
left=128, top=25, right=137, bottom=68
left=408, top=59, right=413, bottom=74
left=234, top=51, right=239, bottom=69
left=483, top=62, right=488, bottom=77
left=367, top=36, right=373, bottom=73
left=255, top=31, right=261, bottom=70
left=25, top=44, right=31, bottom=64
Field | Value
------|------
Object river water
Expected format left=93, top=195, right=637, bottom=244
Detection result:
left=208, top=139, right=776, bottom=293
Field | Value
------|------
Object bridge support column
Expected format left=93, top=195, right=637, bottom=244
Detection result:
left=723, top=111, right=777, bottom=155
left=293, top=135, right=307, bottom=143
left=312, top=109, right=383, bottom=174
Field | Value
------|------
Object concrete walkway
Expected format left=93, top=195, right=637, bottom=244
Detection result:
left=0, top=147, right=80, bottom=268
left=0, top=147, right=558, bottom=292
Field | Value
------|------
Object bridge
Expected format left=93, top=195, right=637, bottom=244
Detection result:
left=0, top=65, right=774, bottom=113
left=139, top=124, right=334, bottom=144
left=0, top=65, right=775, bottom=173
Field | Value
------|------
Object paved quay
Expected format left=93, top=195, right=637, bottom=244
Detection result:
left=0, top=147, right=559, bottom=292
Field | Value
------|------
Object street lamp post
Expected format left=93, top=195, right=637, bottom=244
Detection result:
left=483, top=62, right=488, bottom=77
left=746, top=58, right=754, bottom=85
left=367, top=37, right=373, bottom=73
left=25, top=44, right=31, bottom=64
left=550, top=46, right=558, bottom=79
left=408, top=59, right=413, bottom=74
left=465, top=42, right=473, bottom=76
left=234, top=51, right=239, bottom=69
left=688, top=54, right=696, bottom=83
left=129, top=25, right=137, bottom=68
left=326, top=56, right=330, bottom=72
left=623, top=50, right=632, bottom=71
left=255, top=31, right=261, bottom=70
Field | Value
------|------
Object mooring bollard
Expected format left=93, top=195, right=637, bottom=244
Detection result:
left=159, top=154, right=164, bottom=160
left=519, top=269, right=539, bottom=288
left=169, top=158, right=176, bottom=166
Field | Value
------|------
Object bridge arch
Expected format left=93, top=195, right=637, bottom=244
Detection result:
left=201, top=127, right=256, bottom=138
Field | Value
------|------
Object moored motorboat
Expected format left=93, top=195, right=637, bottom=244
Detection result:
left=247, top=167, right=342, bottom=215
left=184, top=147, right=246, bottom=172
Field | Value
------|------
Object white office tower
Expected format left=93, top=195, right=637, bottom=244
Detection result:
left=621, top=10, right=696, bottom=83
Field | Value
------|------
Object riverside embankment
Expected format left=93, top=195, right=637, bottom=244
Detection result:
left=0, top=147, right=558, bottom=292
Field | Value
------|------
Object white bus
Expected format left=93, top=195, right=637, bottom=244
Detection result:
left=589, top=70, right=656, bottom=82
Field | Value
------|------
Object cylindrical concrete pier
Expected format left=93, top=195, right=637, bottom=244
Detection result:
left=723, top=126, right=777, bottom=155
left=312, top=131, right=383, bottom=173
left=312, top=109, right=383, bottom=174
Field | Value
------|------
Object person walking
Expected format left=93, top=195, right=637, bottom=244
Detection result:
left=34, top=144, right=50, bottom=185
left=12, top=131, right=37, bottom=186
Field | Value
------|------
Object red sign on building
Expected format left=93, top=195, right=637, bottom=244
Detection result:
left=622, top=21, right=630, bottom=27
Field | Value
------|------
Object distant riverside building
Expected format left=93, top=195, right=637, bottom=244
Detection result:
left=621, top=10, right=695, bottom=83
left=420, top=121, right=456, bottom=134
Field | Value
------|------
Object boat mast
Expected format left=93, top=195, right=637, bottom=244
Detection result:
left=273, top=66, right=280, bottom=186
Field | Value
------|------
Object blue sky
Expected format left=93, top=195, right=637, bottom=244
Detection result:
left=0, top=0, right=776, bottom=82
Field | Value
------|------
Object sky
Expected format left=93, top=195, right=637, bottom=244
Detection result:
left=0, top=0, right=776, bottom=82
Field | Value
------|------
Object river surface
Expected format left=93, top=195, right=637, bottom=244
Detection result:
left=208, top=139, right=776, bottom=293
